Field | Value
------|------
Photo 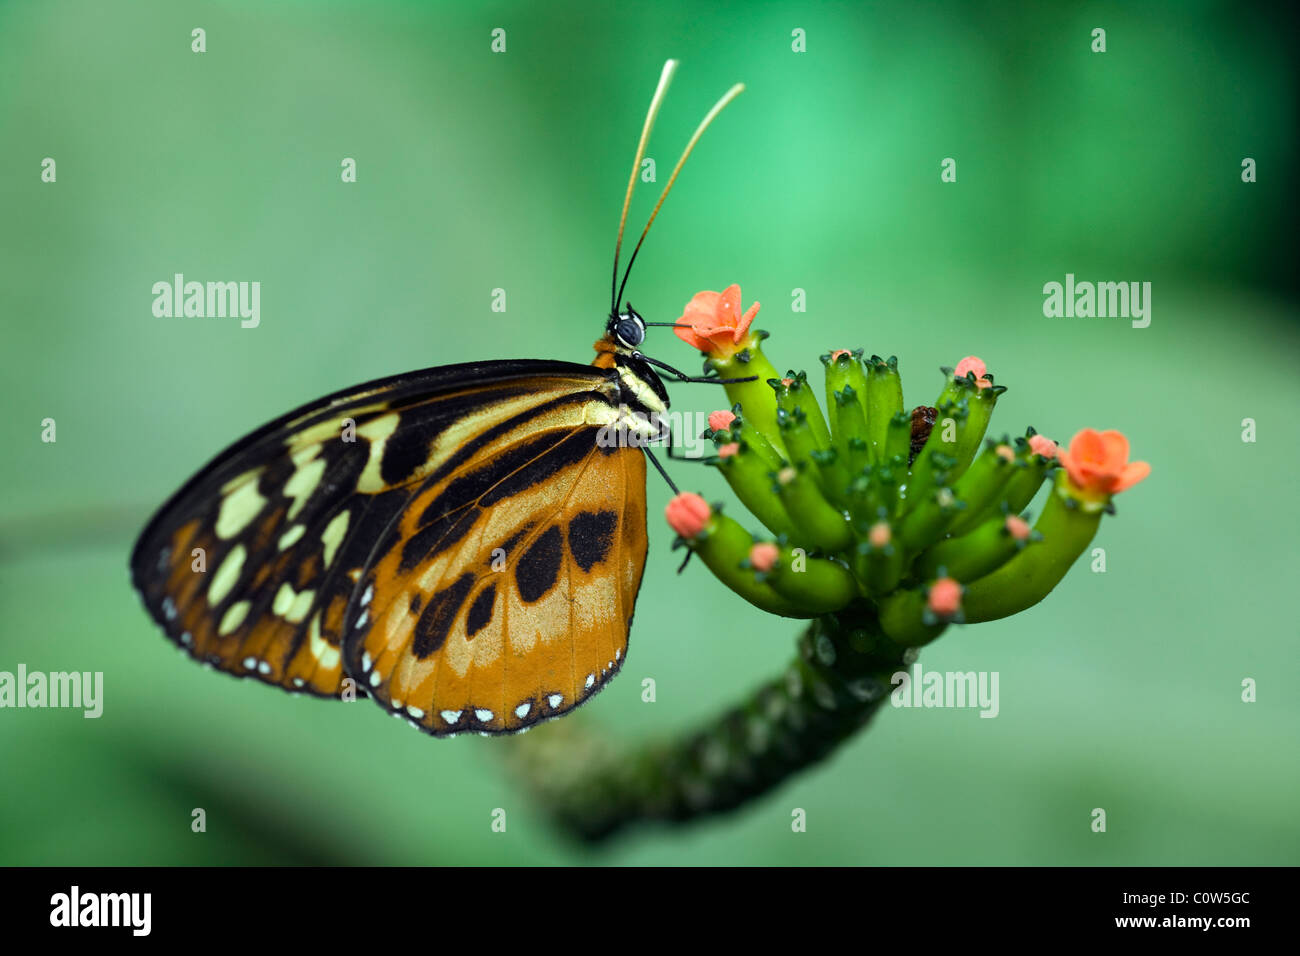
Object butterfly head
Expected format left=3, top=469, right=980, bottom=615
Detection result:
left=607, top=306, right=647, bottom=350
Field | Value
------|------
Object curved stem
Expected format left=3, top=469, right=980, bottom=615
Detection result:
left=504, top=606, right=911, bottom=843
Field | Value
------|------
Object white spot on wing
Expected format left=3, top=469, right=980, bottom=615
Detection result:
left=283, top=451, right=326, bottom=521
left=218, top=601, right=250, bottom=636
left=278, top=524, right=306, bottom=550
left=548, top=694, right=563, bottom=708
left=209, top=544, right=247, bottom=607
left=216, top=478, right=266, bottom=539
left=272, top=582, right=296, bottom=616
left=440, top=710, right=462, bottom=724
left=515, top=703, right=531, bottom=719
left=474, top=709, right=494, bottom=722
left=320, top=510, right=350, bottom=567
left=355, top=414, right=402, bottom=493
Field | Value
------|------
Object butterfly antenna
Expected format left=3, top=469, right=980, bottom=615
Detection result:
left=615, top=80, right=745, bottom=313
left=612, top=59, right=678, bottom=317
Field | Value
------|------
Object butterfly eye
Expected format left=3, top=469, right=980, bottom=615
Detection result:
left=616, top=316, right=645, bottom=347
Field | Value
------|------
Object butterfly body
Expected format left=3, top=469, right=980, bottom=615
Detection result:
left=131, top=59, right=744, bottom=738
left=131, top=318, right=675, bottom=735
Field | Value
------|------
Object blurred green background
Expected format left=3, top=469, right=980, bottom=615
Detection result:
left=2, top=0, right=1297, bottom=865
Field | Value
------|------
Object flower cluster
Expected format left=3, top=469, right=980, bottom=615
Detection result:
left=665, top=284, right=1150, bottom=646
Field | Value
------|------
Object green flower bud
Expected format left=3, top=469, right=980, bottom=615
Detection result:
left=772, top=370, right=832, bottom=452
left=962, top=471, right=1104, bottom=622
left=747, top=542, right=857, bottom=614
left=831, top=385, right=871, bottom=474
left=710, top=441, right=797, bottom=538
left=914, top=512, right=1038, bottom=582
left=946, top=440, right=1019, bottom=536
left=853, top=521, right=904, bottom=597
left=773, top=463, right=852, bottom=553
left=864, top=355, right=903, bottom=465
left=708, top=335, right=785, bottom=455
left=667, top=497, right=809, bottom=618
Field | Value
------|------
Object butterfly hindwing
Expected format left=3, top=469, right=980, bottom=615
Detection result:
left=342, top=402, right=649, bottom=735
left=130, top=360, right=627, bottom=700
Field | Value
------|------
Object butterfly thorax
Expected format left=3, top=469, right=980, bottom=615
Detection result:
left=593, top=309, right=670, bottom=446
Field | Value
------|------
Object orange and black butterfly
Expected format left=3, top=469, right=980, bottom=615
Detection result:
left=130, top=61, right=745, bottom=737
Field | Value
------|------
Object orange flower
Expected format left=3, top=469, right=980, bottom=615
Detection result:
left=1057, top=429, right=1150, bottom=496
left=674, top=284, right=760, bottom=357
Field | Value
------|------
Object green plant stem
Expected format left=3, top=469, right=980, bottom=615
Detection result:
left=504, top=607, right=911, bottom=843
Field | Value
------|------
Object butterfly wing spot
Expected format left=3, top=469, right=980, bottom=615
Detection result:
left=474, top=708, right=494, bottom=722
left=277, top=524, right=306, bottom=550
left=219, top=601, right=250, bottom=636
left=567, top=509, right=618, bottom=572
left=441, top=709, right=463, bottom=725
left=584, top=673, right=595, bottom=690
left=355, top=414, right=403, bottom=493
left=411, top=572, right=475, bottom=658
left=359, top=583, right=374, bottom=607
left=465, top=585, right=495, bottom=638
left=320, top=510, right=350, bottom=567
left=407, top=705, right=425, bottom=719
left=215, top=478, right=267, bottom=539
left=162, top=597, right=178, bottom=621
left=515, top=525, right=563, bottom=603
left=514, top=701, right=531, bottom=719
left=548, top=693, right=563, bottom=709
left=209, top=544, right=247, bottom=607
left=283, top=452, right=326, bottom=521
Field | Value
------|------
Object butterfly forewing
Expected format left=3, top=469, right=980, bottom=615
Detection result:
left=343, top=418, right=647, bottom=735
left=130, top=360, right=625, bottom=703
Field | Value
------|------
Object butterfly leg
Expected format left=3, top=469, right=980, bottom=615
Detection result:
left=634, top=352, right=758, bottom=386
left=661, top=418, right=712, bottom=464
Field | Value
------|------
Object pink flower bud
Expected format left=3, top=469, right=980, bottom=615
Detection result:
left=708, top=409, right=736, bottom=432
left=665, top=493, right=712, bottom=539
left=1005, top=515, right=1032, bottom=541
left=1028, top=434, right=1058, bottom=460
left=928, top=577, right=963, bottom=617
left=749, top=542, right=779, bottom=572
left=954, top=356, right=992, bottom=389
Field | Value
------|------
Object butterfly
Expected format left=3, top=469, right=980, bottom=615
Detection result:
left=130, top=60, right=747, bottom=737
